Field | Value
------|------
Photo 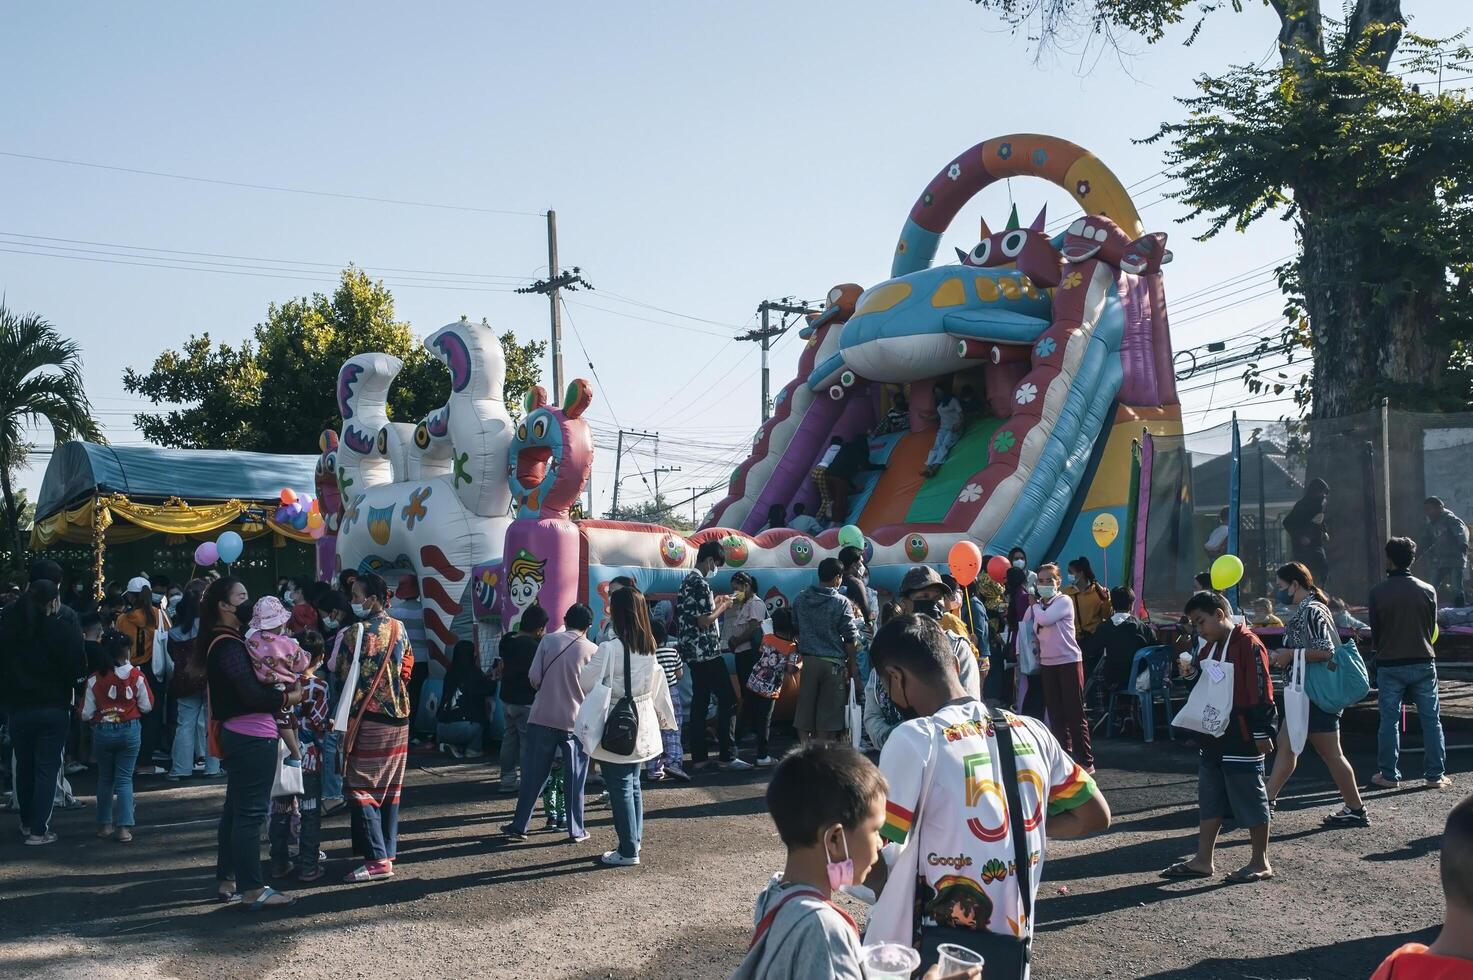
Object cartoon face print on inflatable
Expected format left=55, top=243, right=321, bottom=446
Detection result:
left=956, top=205, right=1063, bottom=288
left=507, top=380, right=594, bottom=520
left=789, top=537, right=814, bottom=566
left=505, top=548, right=546, bottom=629
left=764, top=587, right=788, bottom=619
left=721, top=534, right=749, bottom=568
left=905, top=533, right=930, bottom=562
left=659, top=534, right=687, bottom=567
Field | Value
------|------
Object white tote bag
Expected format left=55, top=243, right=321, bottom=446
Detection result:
left=271, top=739, right=306, bottom=798
left=863, top=727, right=940, bottom=946
left=573, top=648, right=615, bottom=755
left=1171, top=637, right=1235, bottom=738
left=150, top=609, right=171, bottom=679
left=330, top=625, right=366, bottom=733
left=1283, top=648, right=1310, bottom=755
left=845, top=681, right=863, bottom=751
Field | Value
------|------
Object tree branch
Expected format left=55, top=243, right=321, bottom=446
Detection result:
left=1347, top=0, right=1404, bottom=71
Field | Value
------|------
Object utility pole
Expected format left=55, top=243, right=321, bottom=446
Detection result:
left=737, top=298, right=815, bottom=421
left=608, top=428, right=658, bottom=516
left=653, top=466, right=681, bottom=501
left=515, top=210, right=593, bottom=404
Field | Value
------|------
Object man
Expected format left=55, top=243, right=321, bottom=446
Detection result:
left=1420, top=496, right=1469, bottom=608
left=793, top=558, right=859, bottom=745
left=822, top=433, right=885, bottom=526
left=1082, top=586, right=1158, bottom=693
left=677, top=541, right=748, bottom=770
left=501, top=603, right=598, bottom=844
left=115, top=575, right=169, bottom=777
left=897, top=566, right=982, bottom=699
left=1368, top=537, right=1451, bottom=790
left=1162, top=590, right=1276, bottom=884
left=1371, top=791, right=1473, bottom=977
left=1204, top=507, right=1230, bottom=560
left=1283, top=478, right=1330, bottom=585
left=493, top=604, right=547, bottom=793
left=867, top=615, right=1109, bottom=973
left=788, top=503, right=822, bottom=536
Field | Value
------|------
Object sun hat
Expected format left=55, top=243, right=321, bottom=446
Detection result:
left=249, top=595, right=292, bottom=633
left=899, top=565, right=943, bottom=596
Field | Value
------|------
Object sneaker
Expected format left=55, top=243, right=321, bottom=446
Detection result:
left=600, top=850, right=640, bottom=866
left=463, top=749, right=485, bottom=759
left=64, top=762, right=86, bottom=775
left=665, top=764, right=690, bottom=782
left=194, top=760, right=206, bottom=771
left=646, top=769, right=667, bottom=781
left=568, top=832, right=591, bottom=844
left=1325, top=806, right=1371, bottom=827
left=755, top=756, right=776, bottom=768
left=165, top=773, right=190, bottom=782
left=499, top=823, right=529, bottom=842
left=1427, top=776, right=1453, bottom=790
left=24, top=832, right=58, bottom=846
left=543, top=818, right=561, bottom=831
left=719, top=758, right=753, bottom=772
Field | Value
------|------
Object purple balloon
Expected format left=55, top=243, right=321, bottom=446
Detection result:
left=194, top=541, right=219, bottom=566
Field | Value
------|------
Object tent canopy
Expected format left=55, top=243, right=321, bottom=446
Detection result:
left=37, top=441, right=318, bottom=522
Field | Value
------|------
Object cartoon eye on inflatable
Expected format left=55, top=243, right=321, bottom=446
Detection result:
left=413, top=424, right=430, bottom=449
left=969, top=241, right=992, bottom=265
left=516, top=422, right=527, bottom=441
left=532, top=416, right=549, bottom=440
left=375, top=428, right=389, bottom=454
left=1001, top=231, right=1028, bottom=258
left=1093, top=226, right=1109, bottom=242
left=829, top=385, right=845, bottom=401
left=827, top=286, right=843, bottom=304
left=1068, top=219, right=1087, bottom=237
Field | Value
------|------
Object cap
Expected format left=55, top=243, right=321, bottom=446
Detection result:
left=126, top=576, right=152, bottom=595
left=899, top=565, right=943, bottom=596
left=249, top=596, right=292, bottom=632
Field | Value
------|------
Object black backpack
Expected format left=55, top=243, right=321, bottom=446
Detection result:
left=600, top=638, right=640, bottom=756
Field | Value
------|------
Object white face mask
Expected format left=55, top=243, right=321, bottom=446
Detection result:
left=1038, top=584, right=1058, bottom=600
left=703, top=566, right=717, bottom=580
left=351, top=602, right=371, bottom=618
left=1012, top=559, right=1025, bottom=569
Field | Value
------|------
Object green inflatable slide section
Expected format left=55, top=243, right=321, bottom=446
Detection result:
left=904, top=418, right=1002, bottom=524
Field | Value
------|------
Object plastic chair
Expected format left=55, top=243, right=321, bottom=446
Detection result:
left=1106, top=645, right=1175, bottom=741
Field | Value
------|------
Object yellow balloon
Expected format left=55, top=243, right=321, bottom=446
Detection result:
left=1210, top=554, right=1244, bottom=591
left=1433, top=624, right=1440, bottom=645
left=1091, top=513, right=1119, bottom=548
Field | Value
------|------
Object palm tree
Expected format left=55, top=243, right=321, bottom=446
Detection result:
left=0, top=304, right=103, bottom=567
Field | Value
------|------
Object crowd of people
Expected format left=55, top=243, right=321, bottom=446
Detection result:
left=0, top=520, right=1467, bottom=976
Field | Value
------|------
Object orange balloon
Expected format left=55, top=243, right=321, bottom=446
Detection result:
left=280, top=488, right=298, bottom=505
left=948, top=540, right=983, bottom=586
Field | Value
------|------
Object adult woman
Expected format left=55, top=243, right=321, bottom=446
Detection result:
left=578, top=586, right=676, bottom=866
left=339, top=572, right=414, bottom=883
left=167, top=584, right=219, bottom=780
left=204, top=576, right=299, bottom=908
left=723, top=571, right=766, bottom=688
left=1, top=579, right=85, bottom=846
left=1027, top=563, right=1094, bottom=772
left=1265, top=562, right=1368, bottom=826
left=1064, top=557, right=1111, bottom=637
left=313, top=589, right=356, bottom=811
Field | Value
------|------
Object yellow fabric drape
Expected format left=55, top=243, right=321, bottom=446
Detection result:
left=30, top=494, right=315, bottom=548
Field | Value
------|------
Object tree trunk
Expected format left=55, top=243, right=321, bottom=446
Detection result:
left=0, top=463, right=23, bottom=572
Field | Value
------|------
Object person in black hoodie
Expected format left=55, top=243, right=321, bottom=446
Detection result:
left=1, top=578, right=85, bottom=845
left=1082, top=586, right=1158, bottom=693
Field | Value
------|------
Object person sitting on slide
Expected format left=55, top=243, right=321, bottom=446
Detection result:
left=822, top=433, right=885, bottom=526
left=921, top=386, right=965, bottom=478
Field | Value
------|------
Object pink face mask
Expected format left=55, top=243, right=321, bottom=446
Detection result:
left=825, top=829, right=854, bottom=890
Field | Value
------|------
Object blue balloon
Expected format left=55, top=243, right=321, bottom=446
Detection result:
left=216, top=530, right=244, bottom=564
left=291, top=511, right=309, bottom=530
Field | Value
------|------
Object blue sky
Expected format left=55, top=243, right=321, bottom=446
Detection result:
left=2, top=2, right=1464, bottom=515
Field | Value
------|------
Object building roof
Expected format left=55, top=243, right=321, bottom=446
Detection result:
left=36, top=441, right=318, bottom=522
left=1192, top=439, right=1304, bottom=510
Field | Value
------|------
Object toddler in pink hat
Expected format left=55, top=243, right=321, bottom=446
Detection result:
left=247, top=596, right=312, bottom=764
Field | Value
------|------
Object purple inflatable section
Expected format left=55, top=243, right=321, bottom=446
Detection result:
left=1116, top=273, right=1158, bottom=406
left=737, top=384, right=876, bottom=535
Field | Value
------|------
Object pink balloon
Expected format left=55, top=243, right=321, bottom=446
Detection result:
left=194, top=541, right=219, bottom=566
left=986, top=555, right=1010, bottom=584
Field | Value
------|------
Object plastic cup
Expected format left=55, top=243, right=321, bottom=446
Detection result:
left=860, top=943, right=921, bottom=979
left=937, top=943, right=986, bottom=975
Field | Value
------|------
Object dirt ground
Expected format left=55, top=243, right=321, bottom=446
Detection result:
left=0, top=726, right=1464, bottom=980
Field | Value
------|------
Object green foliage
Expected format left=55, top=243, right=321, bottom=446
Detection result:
left=964, top=0, right=1200, bottom=48
left=607, top=495, right=695, bottom=532
left=0, top=304, right=104, bottom=565
left=125, top=268, right=546, bottom=452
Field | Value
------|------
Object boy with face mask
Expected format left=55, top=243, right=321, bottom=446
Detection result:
left=898, top=566, right=983, bottom=700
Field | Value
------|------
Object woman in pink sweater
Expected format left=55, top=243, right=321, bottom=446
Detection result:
left=1030, top=563, right=1095, bottom=772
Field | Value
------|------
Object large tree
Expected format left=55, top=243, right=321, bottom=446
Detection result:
left=0, top=305, right=104, bottom=565
left=125, top=268, right=547, bottom=452
left=969, top=0, right=1473, bottom=417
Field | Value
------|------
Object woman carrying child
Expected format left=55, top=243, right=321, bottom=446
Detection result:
left=81, top=630, right=152, bottom=842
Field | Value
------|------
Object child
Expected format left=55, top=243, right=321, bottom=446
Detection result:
left=1161, top=590, right=1277, bottom=885
left=1249, top=597, right=1284, bottom=628
left=737, top=608, right=799, bottom=767
left=1371, top=791, right=1473, bottom=977
left=269, top=631, right=331, bottom=881
left=541, top=754, right=567, bottom=831
left=81, top=630, right=151, bottom=842
left=645, top=621, right=688, bottom=782
left=246, top=596, right=313, bottom=765
left=732, top=744, right=889, bottom=980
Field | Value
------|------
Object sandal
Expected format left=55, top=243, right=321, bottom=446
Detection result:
left=115, top=829, right=133, bottom=843
left=342, top=864, right=394, bottom=883
left=296, top=867, right=326, bottom=883
left=1223, top=867, right=1274, bottom=884
left=217, top=879, right=240, bottom=904
left=1159, top=861, right=1213, bottom=879
left=245, top=886, right=296, bottom=911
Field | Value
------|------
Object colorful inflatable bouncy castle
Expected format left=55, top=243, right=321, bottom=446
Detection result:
left=704, top=133, right=1184, bottom=587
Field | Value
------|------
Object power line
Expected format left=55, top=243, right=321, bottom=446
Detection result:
left=0, top=149, right=547, bottom=217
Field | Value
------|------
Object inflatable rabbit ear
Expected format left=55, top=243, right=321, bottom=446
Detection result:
left=563, top=379, right=594, bottom=419
left=523, top=386, right=549, bottom=415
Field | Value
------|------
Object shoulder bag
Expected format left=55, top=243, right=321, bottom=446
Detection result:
left=330, top=624, right=367, bottom=733
left=600, top=639, right=640, bottom=756
left=151, top=608, right=172, bottom=681
left=341, top=621, right=399, bottom=763
left=1282, top=649, right=1310, bottom=755
left=573, top=644, right=615, bottom=754
left=915, top=707, right=1035, bottom=980
left=1304, top=639, right=1370, bottom=712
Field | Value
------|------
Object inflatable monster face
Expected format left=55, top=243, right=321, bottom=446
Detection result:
left=507, top=380, right=594, bottom=520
